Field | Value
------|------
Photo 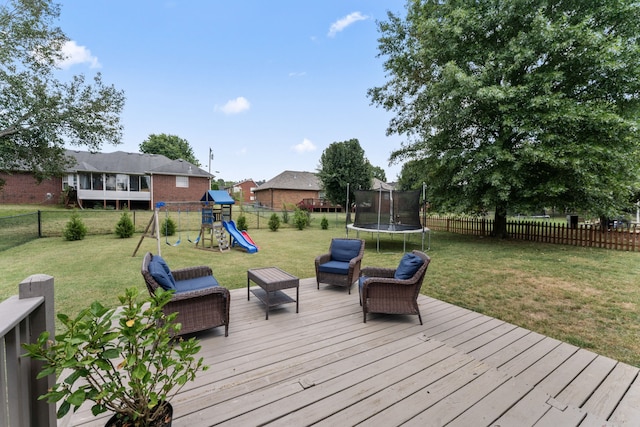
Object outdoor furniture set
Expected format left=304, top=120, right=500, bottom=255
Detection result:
left=141, top=239, right=430, bottom=337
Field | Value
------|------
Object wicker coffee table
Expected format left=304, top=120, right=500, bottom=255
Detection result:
left=247, top=267, right=299, bottom=320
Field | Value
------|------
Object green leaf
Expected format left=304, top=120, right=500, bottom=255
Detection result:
left=67, top=389, right=86, bottom=407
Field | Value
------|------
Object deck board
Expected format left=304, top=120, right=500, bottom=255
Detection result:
left=67, top=278, right=639, bottom=426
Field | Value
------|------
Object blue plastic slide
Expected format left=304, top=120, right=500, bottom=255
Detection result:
left=222, top=220, right=258, bottom=254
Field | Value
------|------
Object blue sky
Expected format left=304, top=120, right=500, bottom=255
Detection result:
left=55, top=1, right=408, bottom=183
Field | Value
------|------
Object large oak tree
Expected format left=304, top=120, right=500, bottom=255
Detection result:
left=369, top=0, right=640, bottom=237
left=139, top=133, right=200, bottom=166
left=0, top=0, right=125, bottom=187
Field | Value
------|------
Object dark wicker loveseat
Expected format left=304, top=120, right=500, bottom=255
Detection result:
left=141, top=252, right=230, bottom=336
left=359, top=250, right=431, bottom=324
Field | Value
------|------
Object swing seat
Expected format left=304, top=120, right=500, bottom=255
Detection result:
left=141, top=252, right=230, bottom=336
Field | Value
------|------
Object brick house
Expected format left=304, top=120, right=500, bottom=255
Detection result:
left=253, top=170, right=341, bottom=211
left=0, top=150, right=212, bottom=209
left=229, top=179, right=257, bottom=204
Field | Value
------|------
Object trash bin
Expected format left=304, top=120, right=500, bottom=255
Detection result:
left=566, top=215, right=578, bottom=229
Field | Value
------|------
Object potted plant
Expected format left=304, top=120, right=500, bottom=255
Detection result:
left=23, top=287, right=208, bottom=426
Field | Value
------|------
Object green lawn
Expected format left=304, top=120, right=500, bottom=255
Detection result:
left=1, top=208, right=639, bottom=367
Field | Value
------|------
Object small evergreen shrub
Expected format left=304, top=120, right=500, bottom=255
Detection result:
left=268, top=213, right=280, bottom=231
left=293, top=208, right=307, bottom=230
left=63, top=211, right=87, bottom=241
left=161, top=218, right=176, bottom=236
left=236, top=215, right=248, bottom=231
left=115, top=211, right=135, bottom=238
left=281, top=207, right=289, bottom=224
left=320, top=216, right=329, bottom=230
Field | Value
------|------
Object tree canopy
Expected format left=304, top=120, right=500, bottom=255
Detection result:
left=369, top=0, right=640, bottom=236
left=317, top=138, right=372, bottom=213
left=0, top=0, right=125, bottom=187
left=139, top=133, right=200, bottom=166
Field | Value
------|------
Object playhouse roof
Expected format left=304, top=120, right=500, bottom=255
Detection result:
left=200, top=190, right=235, bottom=204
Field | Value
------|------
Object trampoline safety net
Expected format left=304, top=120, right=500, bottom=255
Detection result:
left=353, top=190, right=422, bottom=231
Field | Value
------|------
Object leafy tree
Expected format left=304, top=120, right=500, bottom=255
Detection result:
left=139, top=133, right=200, bottom=166
left=370, top=165, right=387, bottom=182
left=369, top=1, right=640, bottom=237
left=317, top=139, right=372, bottom=221
left=0, top=0, right=125, bottom=189
left=397, top=159, right=429, bottom=191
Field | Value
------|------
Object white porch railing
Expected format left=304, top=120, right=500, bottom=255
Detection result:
left=0, top=275, right=56, bottom=427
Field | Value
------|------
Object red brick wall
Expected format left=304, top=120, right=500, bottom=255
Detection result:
left=233, top=181, right=257, bottom=203
left=0, top=172, right=61, bottom=205
left=152, top=175, right=211, bottom=206
left=255, top=189, right=319, bottom=209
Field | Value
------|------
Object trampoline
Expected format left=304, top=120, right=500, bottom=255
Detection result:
left=346, top=187, right=430, bottom=252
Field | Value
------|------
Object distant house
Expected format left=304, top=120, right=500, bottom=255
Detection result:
left=229, top=179, right=257, bottom=204
left=254, top=171, right=323, bottom=210
left=0, top=150, right=212, bottom=209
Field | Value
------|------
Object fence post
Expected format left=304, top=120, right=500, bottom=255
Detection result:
left=37, top=210, right=42, bottom=238
left=19, top=274, right=56, bottom=427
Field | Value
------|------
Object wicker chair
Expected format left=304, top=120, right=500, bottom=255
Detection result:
left=141, top=252, right=230, bottom=336
left=315, top=238, right=365, bottom=294
left=359, top=250, right=431, bottom=324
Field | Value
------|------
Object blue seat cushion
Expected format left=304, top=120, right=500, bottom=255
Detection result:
left=394, top=253, right=424, bottom=280
left=331, top=239, right=362, bottom=262
left=358, top=276, right=368, bottom=291
left=175, top=275, right=220, bottom=293
left=318, top=260, right=350, bottom=275
left=149, top=256, right=176, bottom=290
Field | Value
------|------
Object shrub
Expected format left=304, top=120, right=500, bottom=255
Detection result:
left=161, top=217, right=176, bottom=236
left=281, top=206, right=289, bottom=224
left=320, top=216, right=329, bottom=230
left=292, top=208, right=308, bottom=230
left=236, top=215, right=248, bottom=231
left=268, top=213, right=280, bottom=231
left=115, top=211, right=135, bottom=238
left=63, top=211, right=87, bottom=241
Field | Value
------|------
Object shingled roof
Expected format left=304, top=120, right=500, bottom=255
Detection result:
left=255, top=170, right=321, bottom=191
left=65, top=150, right=211, bottom=177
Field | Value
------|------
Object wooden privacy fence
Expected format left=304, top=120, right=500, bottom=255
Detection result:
left=424, top=216, right=640, bottom=252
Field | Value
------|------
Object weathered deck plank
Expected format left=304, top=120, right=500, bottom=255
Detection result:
left=68, top=278, right=639, bottom=426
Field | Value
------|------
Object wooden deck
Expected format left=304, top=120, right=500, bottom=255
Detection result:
left=68, top=278, right=640, bottom=426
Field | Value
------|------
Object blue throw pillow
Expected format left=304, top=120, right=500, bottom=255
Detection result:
left=149, top=256, right=176, bottom=290
left=331, top=239, right=362, bottom=262
left=394, top=253, right=424, bottom=280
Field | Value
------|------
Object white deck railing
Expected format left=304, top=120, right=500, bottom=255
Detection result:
left=0, top=275, right=56, bottom=427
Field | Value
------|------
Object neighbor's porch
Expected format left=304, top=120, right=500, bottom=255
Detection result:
left=68, top=278, right=640, bottom=426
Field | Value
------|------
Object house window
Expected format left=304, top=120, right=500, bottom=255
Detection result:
left=105, top=174, right=117, bottom=191
left=79, top=173, right=91, bottom=190
left=116, top=174, right=128, bottom=191
left=129, top=176, right=139, bottom=191
left=176, top=176, right=189, bottom=188
left=141, top=176, right=150, bottom=192
left=92, top=173, right=104, bottom=190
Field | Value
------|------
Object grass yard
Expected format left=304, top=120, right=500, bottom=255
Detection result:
left=1, top=208, right=639, bottom=367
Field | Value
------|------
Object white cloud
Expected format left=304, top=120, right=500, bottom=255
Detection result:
left=327, top=12, right=368, bottom=37
left=288, top=71, right=307, bottom=77
left=57, top=40, right=101, bottom=69
left=292, top=138, right=316, bottom=154
left=216, top=97, right=251, bottom=114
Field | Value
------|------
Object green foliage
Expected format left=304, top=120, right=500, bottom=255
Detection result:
left=292, top=208, right=309, bottom=230
left=370, top=1, right=640, bottom=236
left=371, top=165, right=387, bottom=182
left=317, top=139, right=372, bottom=209
left=0, top=0, right=125, bottom=189
left=281, top=205, right=289, bottom=224
left=22, top=288, right=207, bottom=423
left=139, top=133, right=200, bottom=166
left=320, top=216, right=329, bottom=230
left=115, top=211, right=135, bottom=238
left=268, top=213, right=281, bottom=231
left=236, top=215, right=248, bottom=231
left=161, top=217, right=176, bottom=237
left=63, top=212, right=87, bottom=241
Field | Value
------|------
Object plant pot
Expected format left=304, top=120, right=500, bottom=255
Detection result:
left=105, top=402, right=173, bottom=427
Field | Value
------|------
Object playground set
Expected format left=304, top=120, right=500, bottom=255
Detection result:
left=133, top=190, right=258, bottom=257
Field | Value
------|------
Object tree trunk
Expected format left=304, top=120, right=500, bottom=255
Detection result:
left=493, top=205, right=508, bottom=239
